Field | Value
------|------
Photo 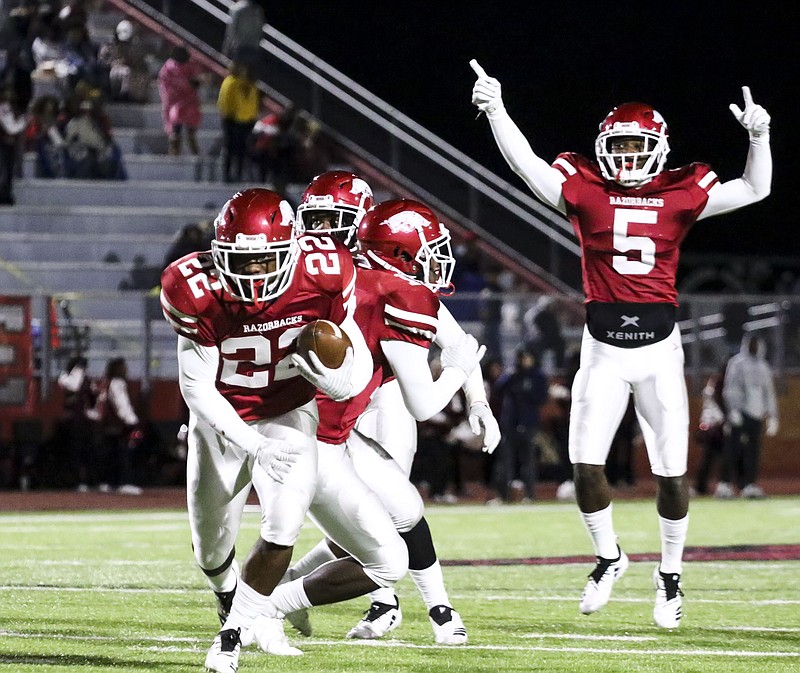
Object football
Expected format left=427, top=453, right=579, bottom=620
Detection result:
left=295, top=319, right=352, bottom=369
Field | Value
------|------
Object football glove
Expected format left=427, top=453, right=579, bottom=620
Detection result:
left=440, top=332, right=486, bottom=379
left=728, top=409, right=744, bottom=427
left=729, top=86, right=770, bottom=138
left=468, top=402, right=501, bottom=454
left=470, top=59, right=505, bottom=116
left=291, top=347, right=354, bottom=402
left=766, top=417, right=779, bottom=437
left=247, top=437, right=303, bottom=484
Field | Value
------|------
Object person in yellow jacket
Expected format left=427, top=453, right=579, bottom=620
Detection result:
left=217, top=61, right=260, bottom=183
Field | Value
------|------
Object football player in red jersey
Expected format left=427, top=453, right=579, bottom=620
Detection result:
left=161, top=188, right=414, bottom=670
left=471, top=61, right=771, bottom=629
left=275, top=173, right=499, bottom=645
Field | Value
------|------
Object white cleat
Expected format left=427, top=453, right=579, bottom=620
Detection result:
left=204, top=628, right=241, bottom=673
left=653, top=565, right=683, bottom=629
left=580, top=547, right=629, bottom=615
left=346, top=598, right=402, bottom=639
left=429, top=605, right=468, bottom=645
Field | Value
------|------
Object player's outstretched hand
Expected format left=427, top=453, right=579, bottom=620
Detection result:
left=291, top=347, right=354, bottom=401
left=250, top=437, right=303, bottom=483
left=468, top=402, right=501, bottom=454
left=729, top=86, right=770, bottom=137
left=441, top=332, right=486, bottom=379
left=470, top=59, right=504, bottom=115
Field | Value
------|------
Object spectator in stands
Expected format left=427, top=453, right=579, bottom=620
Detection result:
left=161, top=219, right=213, bottom=271
left=222, top=0, right=265, bottom=75
left=63, top=92, right=125, bottom=179
left=718, top=334, right=779, bottom=499
left=290, top=114, right=331, bottom=189
left=217, top=59, right=259, bottom=183
left=99, top=19, right=151, bottom=103
left=492, top=347, right=549, bottom=503
left=413, top=359, right=467, bottom=504
left=0, top=86, right=26, bottom=205
left=56, top=23, right=107, bottom=97
left=95, top=356, right=143, bottom=495
left=693, top=362, right=728, bottom=496
left=118, top=254, right=161, bottom=291
left=524, top=295, right=566, bottom=377
left=24, top=94, right=66, bottom=177
left=247, top=101, right=291, bottom=184
left=57, top=355, right=100, bottom=491
left=157, top=45, right=202, bottom=155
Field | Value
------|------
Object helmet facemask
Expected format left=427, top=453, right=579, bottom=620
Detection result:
left=595, top=104, right=670, bottom=187
left=211, top=233, right=300, bottom=303
left=297, top=196, right=362, bottom=251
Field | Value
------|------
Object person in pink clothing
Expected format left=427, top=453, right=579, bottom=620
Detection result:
left=157, top=45, right=203, bottom=155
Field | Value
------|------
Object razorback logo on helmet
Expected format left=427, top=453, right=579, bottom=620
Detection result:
left=349, top=177, right=372, bottom=200
left=381, top=210, right=431, bottom=235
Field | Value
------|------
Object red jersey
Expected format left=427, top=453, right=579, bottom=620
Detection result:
left=553, top=153, right=717, bottom=305
left=316, top=264, right=439, bottom=445
left=160, top=234, right=355, bottom=421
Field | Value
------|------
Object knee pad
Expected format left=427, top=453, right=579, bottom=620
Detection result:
left=360, top=535, right=409, bottom=588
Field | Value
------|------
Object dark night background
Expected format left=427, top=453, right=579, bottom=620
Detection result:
left=259, top=1, right=797, bottom=261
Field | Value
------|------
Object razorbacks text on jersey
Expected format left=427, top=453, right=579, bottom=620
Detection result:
left=160, top=234, right=356, bottom=421
left=315, top=264, right=439, bottom=445
left=553, top=153, right=718, bottom=305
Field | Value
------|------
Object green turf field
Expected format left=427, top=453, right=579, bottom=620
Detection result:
left=2, top=497, right=799, bottom=672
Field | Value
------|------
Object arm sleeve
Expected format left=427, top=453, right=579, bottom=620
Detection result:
left=765, top=368, right=778, bottom=420
left=177, top=335, right=264, bottom=453
left=435, top=303, right=488, bottom=407
left=698, top=134, right=772, bottom=220
left=486, top=107, right=567, bottom=212
left=108, top=379, right=139, bottom=425
left=721, top=360, right=744, bottom=413
left=382, top=340, right=468, bottom=421
left=338, top=310, right=373, bottom=398
left=58, top=366, right=85, bottom=392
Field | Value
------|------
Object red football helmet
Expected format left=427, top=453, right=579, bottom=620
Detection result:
left=296, top=171, right=375, bottom=251
left=211, top=188, right=300, bottom=302
left=595, top=102, right=670, bottom=187
left=357, top=199, right=454, bottom=292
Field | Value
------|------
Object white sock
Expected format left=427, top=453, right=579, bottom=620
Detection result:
left=409, top=561, right=450, bottom=610
left=223, top=579, right=271, bottom=632
left=659, top=514, right=688, bottom=575
left=206, top=559, right=238, bottom=594
left=289, top=539, right=337, bottom=578
left=270, top=577, right=312, bottom=616
left=581, top=504, right=619, bottom=559
left=367, top=587, right=398, bottom=605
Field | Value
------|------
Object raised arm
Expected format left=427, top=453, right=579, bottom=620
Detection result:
left=699, top=86, right=772, bottom=220
left=470, top=59, right=566, bottom=213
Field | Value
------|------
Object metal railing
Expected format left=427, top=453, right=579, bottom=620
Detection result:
left=121, top=0, right=583, bottom=296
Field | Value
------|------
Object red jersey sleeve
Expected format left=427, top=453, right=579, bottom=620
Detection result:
left=381, top=282, right=439, bottom=348
left=159, top=252, right=221, bottom=347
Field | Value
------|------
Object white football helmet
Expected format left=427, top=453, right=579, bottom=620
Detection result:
left=595, top=102, right=670, bottom=187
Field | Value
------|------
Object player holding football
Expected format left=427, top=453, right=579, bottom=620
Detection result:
left=275, top=174, right=499, bottom=645
left=161, top=188, right=409, bottom=671
left=471, top=61, right=771, bottom=628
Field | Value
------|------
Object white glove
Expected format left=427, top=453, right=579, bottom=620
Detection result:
left=291, top=347, right=354, bottom=402
left=470, top=59, right=505, bottom=116
left=728, top=409, right=743, bottom=427
left=766, top=417, right=779, bottom=437
left=247, top=437, right=303, bottom=483
left=468, top=402, right=501, bottom=454
left=729, top=86, right=770, bottom=138
left=440, top=332, right=486, bottom=379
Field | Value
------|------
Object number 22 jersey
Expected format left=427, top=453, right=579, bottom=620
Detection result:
left=160, top=234, right=355, bottom=421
